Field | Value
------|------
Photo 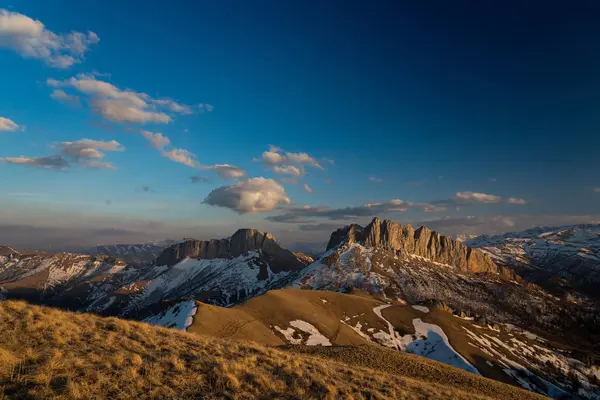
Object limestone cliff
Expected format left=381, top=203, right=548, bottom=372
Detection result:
left=155, top=229, right=309, bottom=272
left=327, top=217, right=498, bottom=273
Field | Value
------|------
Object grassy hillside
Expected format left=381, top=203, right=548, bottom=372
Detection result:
left=188, top=288, right=384, bottom=345
left=0, top=300, right=545, bottom=399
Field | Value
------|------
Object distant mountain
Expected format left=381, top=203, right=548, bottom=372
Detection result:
left=82, top=239, right=179, bottom=265
left=453, top=233, right=478, bottom=243
left=0, top=229, right=313, bottom=316
left=126, top=229, right=313, bottom=314
left=465, top=224, right=600, bottom=297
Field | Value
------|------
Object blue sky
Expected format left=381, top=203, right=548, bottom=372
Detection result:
left=1, top=0, right=599, bottom=251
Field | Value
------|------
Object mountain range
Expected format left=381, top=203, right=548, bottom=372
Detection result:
left=1, top=219, right=599, bottom=399
left=466, top=224, right=600, bottom=299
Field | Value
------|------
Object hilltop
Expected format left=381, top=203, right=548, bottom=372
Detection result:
left=0, top=299, right=544, bottom=400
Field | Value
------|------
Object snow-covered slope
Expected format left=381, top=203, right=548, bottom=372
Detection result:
left=123, top=250, right=297, bottom=315
left=0, top=229, right=311, bottom=316
left=291, top=242, right=581, bottom=331
left=466, top=224, right=600, bottom=296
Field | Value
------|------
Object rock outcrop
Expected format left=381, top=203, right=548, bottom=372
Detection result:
left=327, top=217, right=498, bottom=273
left=155, top=229, right=310, bottom=272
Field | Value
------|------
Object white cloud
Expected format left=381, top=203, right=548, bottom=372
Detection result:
left=58, top=139, right=124, bottom=159
left=369, top=176, right=383, bottom=183
left=286, top=152, right=322, bottom=169
left=47, top=74, right=205, bottom=124
left=50, top=89, right=80, bottom=106
left=58, top=138, right=122, bottom=169
left=507, top=197, right=527, bottom=205
left=200, top=164, right=247, bottom=180
left=140, top=130, right=171, bottom=150
left=0, top=9, right=99, bottom=68
left=0, top=116, right=19, bottom=131
left=90, top=99, right=171, bottom=124
left=204, top=177, right=291, bottom=214
left=154, top=99, right=194, bottom=115
left=454, top=191, right=502, bottom=204
left=161, top=148, right=197, bottom=168
left=593, top=188, right=600, bottom=193
left=272, top=164, right=303, bottom=176
left=304, top=183, right=313, bottom=193
left=138, top=130, right=198, bottom=168
left=255, top=145, right=324, bottom=176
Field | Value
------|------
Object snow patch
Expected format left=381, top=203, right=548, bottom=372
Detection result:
left=412, top=305, right=430, bottom=313
left=144, top=300, right=198, bottom=331
left=274, top=320, right=331, bottom=346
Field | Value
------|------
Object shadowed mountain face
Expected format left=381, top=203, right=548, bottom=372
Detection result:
left=155, top=229, right=308, bottom=273
left=327, top=217, right=497, bottom=273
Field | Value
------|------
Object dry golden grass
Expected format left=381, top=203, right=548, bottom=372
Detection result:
left=0, top=300, right=544, bottom=400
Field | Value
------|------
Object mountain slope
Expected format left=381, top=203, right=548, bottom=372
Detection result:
left=148, top=288, right=599, bottom=398
left=466, top=224, right=600, bottom=298
left=0, top=299, right=545, bottom=400
left=290, top=219, right=600, bottom=339
left=0, top=229, right=312, bottom=317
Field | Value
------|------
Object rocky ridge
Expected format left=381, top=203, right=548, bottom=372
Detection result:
left=155, top=228, right=308, bottom=273
left=466, top=224, right=600, bottom=298
left=327, top=217, right=498, bottom=273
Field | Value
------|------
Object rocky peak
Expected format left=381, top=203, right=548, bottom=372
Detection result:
left=0, top=246, right=21, bottom=258
left=327, top=217, right=497, bottom=273
left=155, top=229, right=308, bottom=272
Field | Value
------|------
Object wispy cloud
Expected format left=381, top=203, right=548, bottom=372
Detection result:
left=0, top=116, right=19, bottom=132
left=50, top=89, right=81, bottom=106
left=139, top=130, right=198, bottom=168
left=0, top=9, right=99, bottom=68
left=47, top=74, right=211, bottom=124
left=267, top=191, right=528, bottom=223
left=2, top=138, right=124, bottom=170
left=506, top=197, right=527, bottom=205
left=415, top=214, right=600, bottom=238
left=190, top=176, right=210, bottom=183
left=254, top=145, right=324, bottom=176
left=369, top=176, right=383, bottom=183
left=454, top=191, right=501, bottom=204
left=303, top=183, right=313, bottom=193
left=199, top=164, right=247, bottom=180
